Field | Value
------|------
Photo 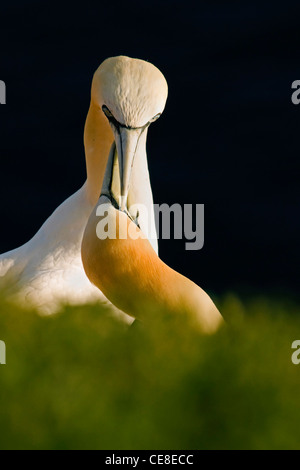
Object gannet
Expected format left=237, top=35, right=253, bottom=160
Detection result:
left=0, top=56, right=160, bottom=321
left=81, top=69, right=223, bottom=334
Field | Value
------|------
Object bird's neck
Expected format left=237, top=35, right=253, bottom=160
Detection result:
left=82, top=207, right=222, bottom=334
left=84, top=102, right=114, bottom=205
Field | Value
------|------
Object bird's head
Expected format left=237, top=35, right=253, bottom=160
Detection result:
left=91, top=55, right=168, bottom=128
left=91, top=56, right=168, bottom=210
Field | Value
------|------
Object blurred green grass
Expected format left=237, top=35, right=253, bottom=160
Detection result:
left=0, top=294, right=300, bottom=450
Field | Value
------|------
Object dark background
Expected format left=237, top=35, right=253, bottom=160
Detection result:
left=0, top=0, right=299, bottom=300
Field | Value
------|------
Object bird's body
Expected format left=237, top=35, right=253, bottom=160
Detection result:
left=0, top=79, right=114, bottom=315
left=0, top=185, right=110, bottom=315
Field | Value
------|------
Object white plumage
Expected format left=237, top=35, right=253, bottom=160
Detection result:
left=0, top=184, right=112, bottom=315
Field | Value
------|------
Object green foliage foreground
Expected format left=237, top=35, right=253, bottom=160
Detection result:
left=0, top=294, right=299, bottom=450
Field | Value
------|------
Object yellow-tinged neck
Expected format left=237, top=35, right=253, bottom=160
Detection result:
left=82, top=206, right=223, bottom=334
left=84, top=102, right=114, bottom=205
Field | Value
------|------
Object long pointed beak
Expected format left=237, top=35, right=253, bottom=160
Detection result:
left=113, top=127, right=143, bottom=211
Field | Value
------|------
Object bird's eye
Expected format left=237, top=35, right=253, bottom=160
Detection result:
left=102, top=105, right=114, bottom=119
left=149, top=113, right=161, bottom=123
